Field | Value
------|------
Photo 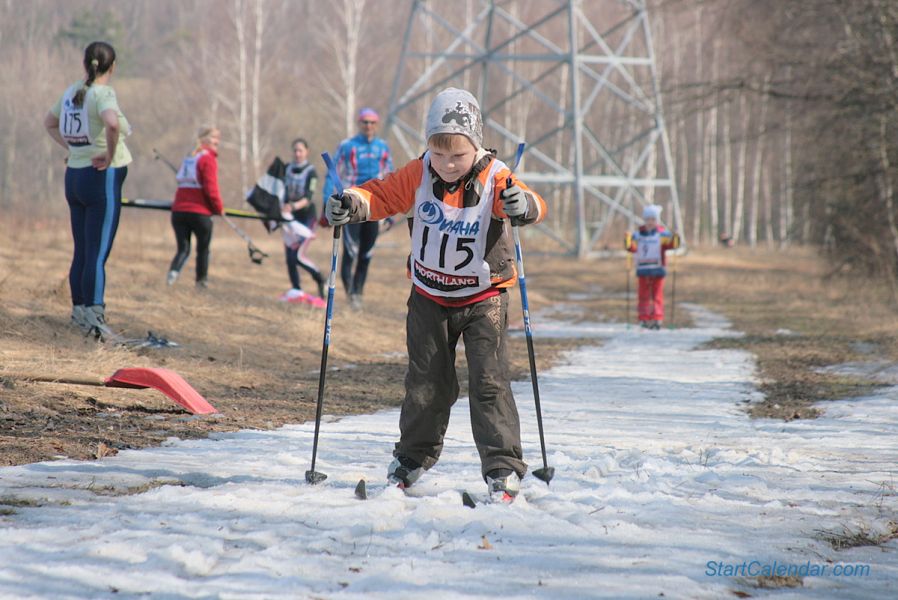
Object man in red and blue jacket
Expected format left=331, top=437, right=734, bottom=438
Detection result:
left=322, top=107, right=394, bottom=309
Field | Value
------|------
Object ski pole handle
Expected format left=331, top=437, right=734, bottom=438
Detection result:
left=321, top=152, right=351, bottom=240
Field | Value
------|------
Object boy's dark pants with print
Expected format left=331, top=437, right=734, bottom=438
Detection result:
left=395, top=289, right=527, bottom=480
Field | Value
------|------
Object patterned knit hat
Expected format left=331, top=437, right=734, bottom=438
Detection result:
left=425, top=88, right=483, bottom=148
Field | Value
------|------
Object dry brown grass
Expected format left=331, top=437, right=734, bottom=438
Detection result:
left=2, top=212, right=896, bottom=465
left=816, top=522, right=898, bottom=550
left=0, top=212, right=596, bottom=466
left=675, top=248, right=898, bottom=419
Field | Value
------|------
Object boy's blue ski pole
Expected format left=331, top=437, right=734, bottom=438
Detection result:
left=508, top=142, right=554, bottom=485
left=305, top=152, right=349, bottom=485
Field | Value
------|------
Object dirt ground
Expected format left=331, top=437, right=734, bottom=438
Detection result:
left=1, top=213, right=896, bottom=467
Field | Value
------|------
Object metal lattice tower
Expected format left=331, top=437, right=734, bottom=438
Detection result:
left=385, top=0, right=683, bottom=256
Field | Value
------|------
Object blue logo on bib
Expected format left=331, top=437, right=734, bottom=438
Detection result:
left=417, top=200, right=480, bottom=236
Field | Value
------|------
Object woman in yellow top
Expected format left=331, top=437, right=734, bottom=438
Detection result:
left=44, top=41, right=132, bottom=341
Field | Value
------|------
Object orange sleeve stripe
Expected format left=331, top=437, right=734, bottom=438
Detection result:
left=353, top=159, right=424, bottom=220
left=491, top=166, right=547, bottom=222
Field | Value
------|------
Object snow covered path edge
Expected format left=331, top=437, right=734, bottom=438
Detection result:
left=1, top=304, right=896, bottom=599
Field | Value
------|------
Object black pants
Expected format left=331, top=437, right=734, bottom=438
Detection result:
left=396, top=289, right=526, bottom=479
left=169, top=212, right=213, bottom=281
left=340, top=221, right=379, bottom=296
left=285, top=235, right=323, bottom=292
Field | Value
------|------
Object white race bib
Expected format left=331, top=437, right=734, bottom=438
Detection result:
left=410, top=155, right=503, bottom=298
left=176, top=152, right=205, bottom=189
left=637, top=231, right=663, bottom=269
left=58, top=87, right=92, bottom=147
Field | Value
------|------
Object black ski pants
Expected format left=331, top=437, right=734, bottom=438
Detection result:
left=169, top=211, right=213, bottom=282
left=395, top=289, right=527, bottom=479
left=340, top=221, right=379, bottom=297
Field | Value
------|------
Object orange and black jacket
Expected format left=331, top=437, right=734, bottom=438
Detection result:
left=342, top=151, right=547, bottom=302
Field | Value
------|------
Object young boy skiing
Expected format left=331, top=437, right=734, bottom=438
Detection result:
left=325, top=88, right=547, bottom=501
left=625, top=204, right=680, bottom=329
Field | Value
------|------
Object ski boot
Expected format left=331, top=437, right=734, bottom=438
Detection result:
left=279, top=288, right=305, bottom=303
left=303, top=294, right=326, bottom=308
left=485, top=469, right=521, bottom=504
left=83, top=305, right=115, bottom=342
left=387, top=456, right=423, bottom=489
left=70, top=305, right=92, bottom=334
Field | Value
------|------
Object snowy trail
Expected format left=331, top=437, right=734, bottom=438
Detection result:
left=1, top=305, right=896, bottom=599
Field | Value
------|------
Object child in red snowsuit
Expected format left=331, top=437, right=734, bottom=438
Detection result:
left=325, top=88, right=548, bottom=501
left=625, top=204, right=680, bottom=329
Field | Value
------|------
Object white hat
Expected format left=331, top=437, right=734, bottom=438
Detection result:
left=643, top=204, right=662, bottom=220
left=425, top=88, right=483, bottom=148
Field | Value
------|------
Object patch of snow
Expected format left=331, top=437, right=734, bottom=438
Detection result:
left=0, top=305, right=895, bottom=599
left=817, top=361, right=898, bottom=385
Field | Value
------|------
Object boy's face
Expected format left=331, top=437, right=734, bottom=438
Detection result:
left=644, top=217, right=657, bottom=229
left=428, top=135, right=478, bottom=183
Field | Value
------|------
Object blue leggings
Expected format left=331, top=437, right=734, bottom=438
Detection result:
left=65, top=166, right=127, bottom=306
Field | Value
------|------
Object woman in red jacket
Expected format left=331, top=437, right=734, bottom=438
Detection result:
left=167, top=126, right=224, bottom=288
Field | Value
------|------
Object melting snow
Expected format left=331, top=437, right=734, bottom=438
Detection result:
left=1, top=305, right=895, bottom=599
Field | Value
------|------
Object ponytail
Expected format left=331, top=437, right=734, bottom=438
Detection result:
left=73, top=41, right=116, bottom=107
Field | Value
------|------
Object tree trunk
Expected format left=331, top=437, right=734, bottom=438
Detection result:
left=707, top=40, right=720, bottom=245
left=732, top=92, right=749, bottom=243
left=878, top=115, right=898, bottom=284
left=693, top=5, right=705, bottom=244
left=722, top=98, right=733, bottom=241
left=234, top=0, right=249, bottom=194
left=251, top=0, right=264, bottom=176
left=781, top=76, right=793, bottom=247
left=763, top=156, right=774, bottom=246
left=748, top=75, right=771, bottom=248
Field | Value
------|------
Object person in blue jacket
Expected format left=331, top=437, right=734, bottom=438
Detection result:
left=321, top=107, right=394, bottom=310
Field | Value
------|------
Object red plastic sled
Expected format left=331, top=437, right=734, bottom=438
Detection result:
left=104, top=368, right=218, bottom=415
left=10, top=368, right=218, bottom=415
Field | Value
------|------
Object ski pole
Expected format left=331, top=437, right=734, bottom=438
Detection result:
left=154, top=148, right=268, bottom=264
left=152, top=147, right=180, bottom=173
left=625, top=251, right=632, bottom=329
left=508, top=142, right=554, bottom=485
left=305, top=151, right=348, bottom=485
left=122, top=198, right=283, bottom=222
left=220, top=213, right=269, bottom=264
left=669, top=248, right=677, bottom=329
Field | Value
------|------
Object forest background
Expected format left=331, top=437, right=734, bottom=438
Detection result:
left=2, top=0, right=898, bottom=286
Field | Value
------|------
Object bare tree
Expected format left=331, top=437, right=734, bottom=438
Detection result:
left=234, top=0, right=249, bottom=192
left=316, top=0, right=368, bottom=138
left=732, top=92, right=749, bottom=243
left=747, top=75, right=770, bottom=247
